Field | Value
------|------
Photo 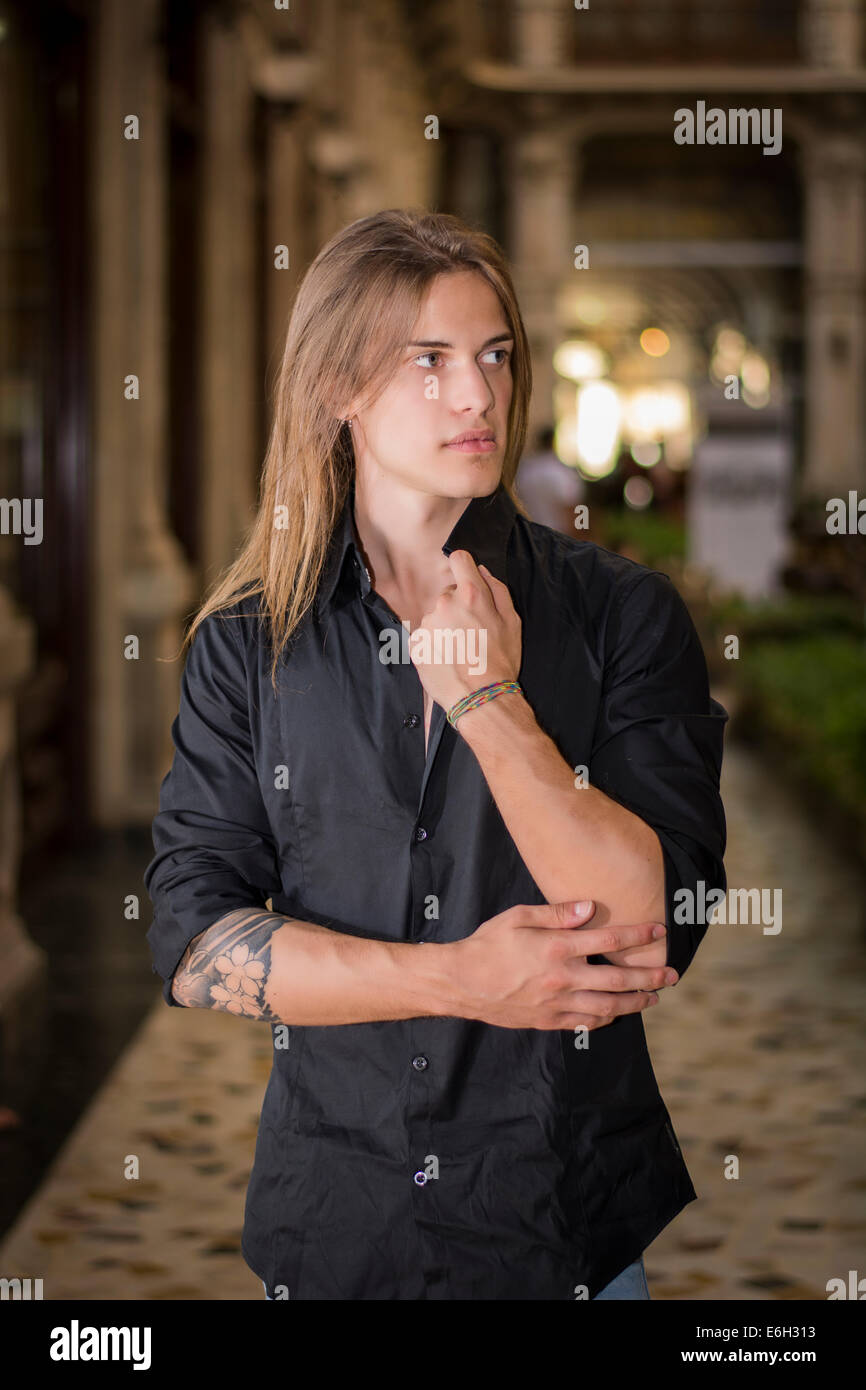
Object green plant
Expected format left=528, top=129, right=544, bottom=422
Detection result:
left=736, top=635, right=866, bottom=822
left=601, top=509, right=686, bottom=568
left=709, top=592, right=864, bottom=643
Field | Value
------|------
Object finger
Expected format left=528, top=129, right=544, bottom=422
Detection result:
left=563, top=989, right=660, bottom=1021
left=448, top=551, right=494, bottom=604
left=558, top=997, right=659, bottom=1032
left=567, top=919, right=666, bottom=955
left=477, top=562, right=514, bottom=619
left=559, top=1013, right=598, bottom=1033
left=511, top=900, right=596, bottom=929
left=447, top=550, right=481, bottom=586
left=568, top=960, right=678, bottom=992
left=477, top=561, right=506, bottom=591
left=448, top=549, right=481, bottom=576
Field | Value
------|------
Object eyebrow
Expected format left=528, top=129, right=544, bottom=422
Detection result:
left=407, top=334, right=514, bottom=349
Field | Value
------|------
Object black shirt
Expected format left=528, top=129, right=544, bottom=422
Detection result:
left=144, top=481, right=728, bottom=1300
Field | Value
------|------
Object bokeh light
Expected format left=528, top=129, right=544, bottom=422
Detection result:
left=575, top=380, right=622, bottom=476
left=640, top=327, right=670, bottom=358
left=631, top=441, right=662, bottom=468
left=624, top=476, right=653, bottom=509
left=553, top=339, right=609, bottom=382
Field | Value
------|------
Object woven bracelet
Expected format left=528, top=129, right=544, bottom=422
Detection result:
left=446, top=680, right=522, bottom=728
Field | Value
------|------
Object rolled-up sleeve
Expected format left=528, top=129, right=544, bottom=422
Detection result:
left=144, top=609, right=282, bottom=1006
left=588, top=569, right=728, bottom=980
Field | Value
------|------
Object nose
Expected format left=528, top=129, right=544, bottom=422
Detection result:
left=449, top=357, right=498, bottom=416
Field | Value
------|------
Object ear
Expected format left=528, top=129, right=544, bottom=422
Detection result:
left=334, top=395, right=360, bottom=425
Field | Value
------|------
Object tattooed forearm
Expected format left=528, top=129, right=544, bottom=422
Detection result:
left=169, top=905, right=465, bottom=1027
left=171, top=907, right=292, bottom=1019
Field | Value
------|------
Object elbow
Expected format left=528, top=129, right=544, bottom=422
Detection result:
left=639, top=828, right=667, bottom=925
left=167, top=963, right=206, bottom=1008
left=169, top=970, right=187, bottom=1007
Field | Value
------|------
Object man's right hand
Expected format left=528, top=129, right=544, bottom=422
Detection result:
left=451, top=900, right=679, bottom=1031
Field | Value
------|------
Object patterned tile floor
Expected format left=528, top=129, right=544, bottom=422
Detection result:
left=1, top=734, right=864, bottom=1300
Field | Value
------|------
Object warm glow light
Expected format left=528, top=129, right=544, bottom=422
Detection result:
left=709, top=353, right=730, bottom=385
left=665, top=433, right=693, bottom=470
left=741, top=349, right=770, bottom=395
left=553, top=417, right=580, bottom=466
left=631, top=442, right=661, bottom=468
left=624, top=476, right=653, bottom=509
left=640, top=327, right=670, bottom=358
left=554, top=339, right=608, bottom=382
left=575, top=381, right=622, bottom=477
left=715, top=327, right=746, bottom=357
left=709, top=324, right=747, bottom=383
left=622, top=383, right=691, bottom=442
left=574, top=295, right=606, bottom=325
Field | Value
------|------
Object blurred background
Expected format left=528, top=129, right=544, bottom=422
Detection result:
left=0, top=0, right=864, bottom=1300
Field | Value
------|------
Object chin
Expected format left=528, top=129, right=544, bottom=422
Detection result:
left=441, top=453, right=503, bottom=494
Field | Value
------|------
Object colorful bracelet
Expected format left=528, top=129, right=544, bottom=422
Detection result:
left=446, top=680, right=522, bottom=728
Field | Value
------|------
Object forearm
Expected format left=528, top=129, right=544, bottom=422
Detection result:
left=457, top=691, right=666, bottom=934
left=170, top=906, right=462, bottom=1024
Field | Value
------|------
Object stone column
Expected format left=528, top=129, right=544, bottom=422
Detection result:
left=800, top=0, right=864, bottom=67
left=800, top=129, right=866, bottom=499
left=91, top=0, right=194, bottom=824
left=0, top=589, right=45, bottom=1102
left=509, top=117, right=576, bottom=440
left=308, top=0, right=434, bottom=239
left=0, top=27, right=47, bottom=1092
left=509, top=8, right=574, bottom=444
left=512, top=0, right=571, bottom=67
left=264, top=109, right=310, bottom=391
left=199, top=10, right=259, bottom=580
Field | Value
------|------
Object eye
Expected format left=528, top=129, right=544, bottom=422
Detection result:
left=482, top=348, right=511, bottom=366
left=414, top=351, right=443, bottom=369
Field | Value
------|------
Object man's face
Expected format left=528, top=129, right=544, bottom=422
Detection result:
left=349, top=269, right=514, bottom=501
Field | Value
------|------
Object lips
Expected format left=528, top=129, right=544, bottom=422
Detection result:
left=446, top=431, right=495, bottom=446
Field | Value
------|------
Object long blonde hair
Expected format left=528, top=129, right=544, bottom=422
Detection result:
left=181, top=207, right=533, bottom=692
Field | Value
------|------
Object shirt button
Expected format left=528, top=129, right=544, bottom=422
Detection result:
left=413, top=1171, right=428, bottom=1186
left=411, top=1055, right=429, bottom=1071
left=414, top=826, right=427, bottom=842
left=403, top=714, right=420, bottom=728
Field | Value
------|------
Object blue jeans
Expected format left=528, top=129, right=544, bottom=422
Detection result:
left=592, top=1255, right=650, bottom=1300
left=262, top=1255, right=650, bottom=1300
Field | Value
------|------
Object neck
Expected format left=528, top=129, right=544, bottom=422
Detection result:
left=350, top=474, right=472, bottom=599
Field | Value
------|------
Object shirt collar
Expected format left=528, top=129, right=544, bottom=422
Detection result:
left=316, top=481, right=517, bottom=614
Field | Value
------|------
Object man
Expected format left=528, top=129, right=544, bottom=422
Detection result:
left=145, top=249, right=727, bottom=1301
left=515, top=423, right=586, bottom=533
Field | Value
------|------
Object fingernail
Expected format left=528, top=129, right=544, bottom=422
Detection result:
left=651, top=924, right=666, bottom=939
left=574, top=901, right=592, bottom=913
left=648, top=993, right=660, bottom=1005
left=665, top=969, right=679, bottom=985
